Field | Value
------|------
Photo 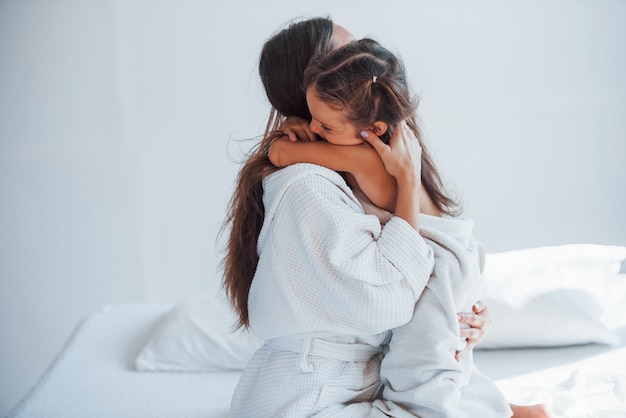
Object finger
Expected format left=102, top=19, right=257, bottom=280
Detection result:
left=472, top=300, right=486, bottom=313
left=303, top=127, right=317, bottom=142
left=457, top=312, right=484, bottom=328
left=298, top=129, right=315, bottom=142
left=279, top=129, right=297, bottom=142
left=465, top=338, right=480, bottom=351
left=459, top=327, right=481, bottom=342
left=455, top=346, right=470, bottom=362
left=286, top=126, right=316, bottom=142
left=360, top=130, right=388, bottom=155
left=472, top=305, right=492, bottom=330
left=293, top=128, right=307, bottom=141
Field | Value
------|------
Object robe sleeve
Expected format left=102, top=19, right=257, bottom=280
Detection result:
left=380, top=225, right=490, bottom=418
left=258, top=173, right=434, bottom=336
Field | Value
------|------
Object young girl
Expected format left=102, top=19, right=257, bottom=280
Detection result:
left=268, top=38, right=515, bottom=417
left=269, top=43, right=445, bottom=217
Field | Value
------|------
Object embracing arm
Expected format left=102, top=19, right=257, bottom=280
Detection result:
left=359, top=124, right=422, bottom=231
left=269, top=138, right=397, bottom=212
left=271, top=120, right=493, bottom=346
left=250, top=168, right=434, bottom=337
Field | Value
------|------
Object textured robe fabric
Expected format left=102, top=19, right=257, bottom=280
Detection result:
left=377, top=215, right=513, bottom=418
left=230, top=163, right=435, bottom=418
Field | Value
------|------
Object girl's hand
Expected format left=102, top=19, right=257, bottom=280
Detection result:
left=455, top=301, right=492, bottom=361
left=279, top=116, right=317, bottom=142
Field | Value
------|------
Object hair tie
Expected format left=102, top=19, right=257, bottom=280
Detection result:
left=372, top=75, right=378, bottom=83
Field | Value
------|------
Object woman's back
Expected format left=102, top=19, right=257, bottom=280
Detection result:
left=231, top=163, right=434, bottom=417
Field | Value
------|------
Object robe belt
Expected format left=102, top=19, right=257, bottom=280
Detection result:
left=266, top=337, right=383, bottom=372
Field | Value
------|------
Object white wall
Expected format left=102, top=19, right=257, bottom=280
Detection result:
left=1, top=0, right=624, bottom=414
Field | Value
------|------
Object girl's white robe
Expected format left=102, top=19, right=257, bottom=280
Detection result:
left=230, top=163, right=435, bottom=418
left=377, top=215, right=513, bottom=418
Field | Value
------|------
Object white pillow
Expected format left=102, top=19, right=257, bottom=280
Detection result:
left=134, top=290, right=262, bottom=372
left=478, top=244, right=626, bottom=349
left=135, top=244, right=626, bottom=371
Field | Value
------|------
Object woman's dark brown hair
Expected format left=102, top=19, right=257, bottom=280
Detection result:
left=259, top=17, right=335, bottom=133
left=222, top=17, right=334, bottom=328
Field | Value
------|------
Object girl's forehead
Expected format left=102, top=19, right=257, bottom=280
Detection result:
left=306, top=87, right=351, bottom=125
left=306, top=86, right=343, bottom=111
left=306, top=88, right=348, bottom=125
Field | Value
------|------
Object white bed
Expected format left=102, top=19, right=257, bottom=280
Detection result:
left=8, top=304, right=240, bottom=418
left=8, top=245, right=626, bottom=417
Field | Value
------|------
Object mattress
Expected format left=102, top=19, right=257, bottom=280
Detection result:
left=8, top=304, right=626, bottom=417
left=8, top=305, right=240, bottom=418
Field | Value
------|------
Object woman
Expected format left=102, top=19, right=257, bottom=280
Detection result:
left=258, top=15, right=489, bottom=358
left=225, top=19, right=433, bottom=417
left=223, top=16, right=550, bottom=418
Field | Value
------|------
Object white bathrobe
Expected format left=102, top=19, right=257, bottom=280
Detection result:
left=230, top=163, right=435, bottom=418
left=376, top=215, right=513, bottom=418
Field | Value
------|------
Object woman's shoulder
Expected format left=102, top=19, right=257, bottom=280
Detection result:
left=259, top=164, right=363, bottom=246
left=265, top=163, right=347, bottom=190
left=262, top=163, right=359, bottom=214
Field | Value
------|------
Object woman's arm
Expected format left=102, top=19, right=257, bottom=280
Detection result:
left=254, top=166, right=435, bottom=336
left=271, top=126, right=492, bottom=348
left=359, top=123, right=422, bottom=231
left=269, top=138, right=398, bottom=212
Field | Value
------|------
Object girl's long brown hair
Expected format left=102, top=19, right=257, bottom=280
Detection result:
left=222, top=17, right=334, bottom=328
left=304, top=38, right=460, bottom=216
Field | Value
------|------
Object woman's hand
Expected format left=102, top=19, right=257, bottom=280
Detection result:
left=455, top=301, right=492, bottom=361
left=359, top=122, right=421, bottom=181
left=360, top=122, right=422, bottom=230
left=279, top=116, right=317, bottom=142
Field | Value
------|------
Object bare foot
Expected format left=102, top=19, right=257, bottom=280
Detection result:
left=510, top=403, right=553, bottom=418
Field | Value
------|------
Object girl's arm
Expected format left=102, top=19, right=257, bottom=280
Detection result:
left=269, top=138, right=397, bottom=212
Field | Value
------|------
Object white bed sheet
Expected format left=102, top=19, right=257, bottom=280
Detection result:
left=475, top=330, right=626, bottom=416
left=8, top=305, right=239, bottom=418
left=9, top=304, right=626, bottom=417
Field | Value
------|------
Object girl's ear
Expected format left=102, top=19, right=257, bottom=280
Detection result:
left=371, top=121, right=388, bottom=136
